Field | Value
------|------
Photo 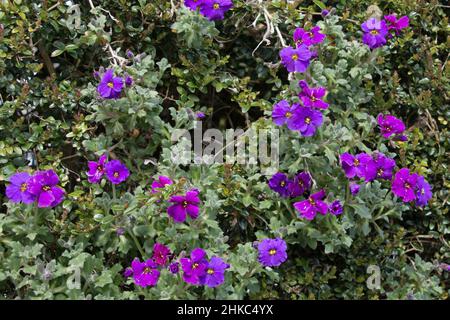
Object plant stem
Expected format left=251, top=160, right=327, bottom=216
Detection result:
left=128, top=229, right=145, bottom=258
left=112, top=184, right=117, bottom=200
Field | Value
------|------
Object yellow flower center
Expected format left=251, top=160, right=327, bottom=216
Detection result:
left=143, top=267, right=152, bottom=274
left=309, top=197, right=315, bottom=205
left=353, top=159, right=360, bottom=166
left=370, top=30, right=379, bottom=35
left=280, top=180, right=286, bottom=187
left=269, top=249, right=277, bottom=255
left=114, top=172, right=119, bottom=178
left=192, top=263, right=199, bottom=269
left=182, top=200, right=188, bottom=208
left=20, top=183, right=27, bottom=192
left=404, top=182, right=411, bottom=189
left=311, top=96, right=317, bottom=102
left=292, top=54, right=298, bottom=61
left=213, top=3, right=220, bottom=9
left=305, top=117, right=311, bottom=124
left=107, top=82, right=114, bottom=88
left=378, top=169, right=383, bottom=176
left=207, top=268, right=214, bottom=275
left=42, top=185, right=51, bottom=191
left=285, top=111, right=292, bottom=118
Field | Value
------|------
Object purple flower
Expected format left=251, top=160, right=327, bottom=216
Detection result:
left=330, top=200, right=343, bottom=216
left=272, top=100, right=302, bottom=130
left=151, top=175, right=173, bottom=193
left=415, top=176, right=432, bottom=207
left=300, top=86, right=329, bottom=109
left=28, top=170, right=65, bottom=208
left=298, top=80, right=309, bottom=90
left=86, top=154, right=107, bottom=184
left=373, top=153, right=396, bottom=180
left=97, top=69, right=124, bottom=99
left=384, top=15, right=409, bottom=35
left=339, top=152, right=377, bottom=181
left=200, top=256, right=230, bottom=288
left=392, top=168, right=419, bottom=202
left=124, top=75, right=133, bottom=87
left=130, top=258, right=160, bottom=287
left=180, top=248, right=208, bottom=285
left=116, top=227, right=125, bottom=236
left=126, top=49, right=134, bottom=58
left=5, top=172, right=36, bottom=204
left=293, top=107, right=323, bottom=137
left=280, top=45, right=312, bottom=73
left=377, top=114, right=406, bottom=139
left=196, top=111, right=206, bottom=119
left=257, top=238, right=288, bottom=267
left=321, top=9, right=330, bottom=17
left=167, top=189, right=200, bottom=223
left=199, top=0, right=233, bottom=21
left=123, top=267, right=133, bottom=278
left=293, top=26, right=326, bottom=47
left=105, top=160, right=130, bottom=184
left=152, top=243, right=171, bottom=266
left=184, top=0, right=204, bottom=11
left=287, top=171, right=312, bottom=198
left=361, top=18, right=388, bottom=49
left=293, top=189, right=328, bottom=220
left=349, top=182, right=360, bottom=195
left=268, top=172, right=290, bottom=198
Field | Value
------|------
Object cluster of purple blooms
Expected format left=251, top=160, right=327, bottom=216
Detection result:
left=96, top=68, right=133, bottom=100
left=293, top=190, right=343, bottom=220
left=280, top=24, right=325, bottom=73
left=391, top=168, right=432, bottom=206
left=86, top=154, right=130, bottom=185
left=361, top=14, right=409, bottom=49
left=272, top=80, right=328, bottom=137
left=6, top=170, right=65, bottom=208
left=377, top=113, right=407, bottom=141
left=184, top=0, right=233, bottom=21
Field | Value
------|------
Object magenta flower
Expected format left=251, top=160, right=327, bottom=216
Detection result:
left=294, top=107, right=323, bottom=137
left=392, top=168, right=419, bottom=202
left=377, top=114, right=406, bottom=140
left=384, top=15, right=409, bottom=35
left=268, top=172, right=290, bottom=198
left=199, top=0, right=233, bottom=21
left=349, top=182, right=360, bottom=195
left=151, top=175, right=173, bottom=193
left=86, top=154, right=107, bottom=184
left=169, top=262, right=180, bottom=274
left=280, top=45, right=312, bottom=73
left=152, top=243, right=171, bottom=266
left=97, top=69, right=124, bottom=99
left=28, top=170, right=65, bottom=208
left=361, top=18, right=388, bottom=49
left=180, top=248, right=208, bottom=285
left=272, top=100, right=302, bottom=130
left=288, top=172, right=312, bottom=198
left=293, top=26, right=326, bottom=47
left=373, top=153, right=396, bottom=180
left=200, top=256, right=230, bottom=288
left=167, top=189, right=200, bottom=223
left=293, top=189, right=328, bottom=220
left=415, top=176, right=432, bottom=207
left=300, top=86, right=329, bottom=109
left=130, top=258, right=160, bottom=287
left=340, top=152, right=377, bottom=181
left=330, top=200, right=343, bottom=216
left=105, top=160, right=130, bottom=184
left=184, top=0, right=204, bottom=10
left=257, top=238, right=288, bottom=267
left=5, top=172, right=36, bottom=204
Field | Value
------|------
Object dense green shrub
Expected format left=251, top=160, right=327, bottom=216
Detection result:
left=0, top=0, right=448, bottom=299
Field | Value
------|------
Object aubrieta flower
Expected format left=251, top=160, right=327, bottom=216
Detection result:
left=268, top=172, right=290, bottom=198
left=86, top=154, right=107, bottom=184
left=196, top=111, right=206, bottom=119
left=373, top=153, right=396, bottom=181
left=288, top=171, right=312, bottom=198
left=293, top=189, right=328, bottom=220
left=299, top=86, right=329, bottom=109
left=321, top=9, right=330, bottom=17
left=384, top=14, right=409, bottom=35
left=349, top=182, right=360, bottom=195
left=184, top=0, right=204, bottom=11
left=330, top=200, right=343, bottom=216
left=152, top=243, right=171, bottom=266
left=200, top=0, right=233, bottom=21
left=169, top=262, right=180, bottom=274
left=257, top=238, right=288, bottom=267
left=361, top=18, right=388, bottom=49
left=124, top=75, right=133, bottom=87
left=200, top=256, right=230, bottom=288
left=272, top=100, right=302, bottom=130
left=377, top=114, right=406, bottom=140
left=151, top=175, right=173, bottom=193
left=105, top=160, right=130, bottom=184
left=280, top=45, right=312, bottom=73
left=130, top=258, right=160, bottom=287
left=415, top=176, right=432, bottom=207
left=294, top=107, right=323, bottom=137
left=293, top=26, right=326, bottom=47
left=167, top=189, right=200, bottom=223
left=180, top=248, right=208, bottom=285
left=97, top=69, right=124, bottom=99
left=392, top=168, right=418, bottom=202
left=28, top=170, right=65, bottom=208
left=340, top=152, right=377, bottom=181
left=5, top=172, right=36, bottom=204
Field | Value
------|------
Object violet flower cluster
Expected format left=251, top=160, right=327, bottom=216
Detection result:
left=377, top=113, right=407, bottom=141
left=184, top=0, right=233, bottom=21
left=268, top=171, right=312, bottom=198
left=392, top=168, right=432, bottom=206
left=361, top=14, right=409, bottom=50
left=6, top=170, right=65, bottom=208
left=86, top=154, right=130, bottom=185
left=293, top=189, right=343, bottom=220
